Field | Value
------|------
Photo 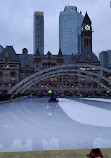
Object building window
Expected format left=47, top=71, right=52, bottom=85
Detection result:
left=87, top=84, right=91, bottom=87
left=4, top=83, right=9, bottom=87
left=54, top=78, right=57, bottom=81
left=84, top=39, right=86, bottom=46
left=94, top=83, right=97, bottom=87
left=11, top=83, right=15, bottom=86
left=0, top=65, right=3, bottom=69
left=0, top=71, right=3, bottom=81
left=50, top=78, right=53, bottom=81
left=0, top=71, right=3, bottom=77
left=5, top=58, right=8, bottom=63
left=89, top=39, right=91, bottom=45
left=26, top=64, right=29, bottom=69
left=4, top=65, right=10, bottom=69
left=11, top=72, right=16, bottom=77
left=10, top=72, right=16, bottom=80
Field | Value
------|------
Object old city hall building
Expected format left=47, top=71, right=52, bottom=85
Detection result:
left=0, top=13, right=106, bottom=96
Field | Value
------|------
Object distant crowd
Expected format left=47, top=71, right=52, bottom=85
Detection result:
left=0, top=91, right=111, bottom=102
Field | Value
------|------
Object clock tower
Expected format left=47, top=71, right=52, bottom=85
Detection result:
left=81, top=12, right=92, bottom=54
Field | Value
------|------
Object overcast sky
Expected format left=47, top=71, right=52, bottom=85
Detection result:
left=0, top=0, right=110, bottom=57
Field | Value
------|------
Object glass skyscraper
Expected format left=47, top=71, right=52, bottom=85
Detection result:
left=99, top=50, right=111, bottom=68
left=59, top=6, right=84, bottom=55
left=33, top=11, right=44, bottom=55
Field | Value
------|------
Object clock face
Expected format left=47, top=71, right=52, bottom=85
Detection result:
left=85, top=25, right=90, bottom=31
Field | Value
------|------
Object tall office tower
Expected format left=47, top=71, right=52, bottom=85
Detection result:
left=33, top=11, right=44, bottom=55
left=59, top=6, right=84, bottom=55
left=99, top=50, right=111, bottom=68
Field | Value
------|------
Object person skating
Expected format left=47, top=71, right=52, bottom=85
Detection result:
left=87, top=148, right=104, bottom=158
left=48, top=91, right=58, bottom=102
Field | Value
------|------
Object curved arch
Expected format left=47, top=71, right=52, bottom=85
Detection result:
left=14, top=69, right=110, bottom=94
left=20, top=72, right=110, bottom=94
left=17, top=69, right=107, bottom=93
left=8, top=64, right=111, bottom=95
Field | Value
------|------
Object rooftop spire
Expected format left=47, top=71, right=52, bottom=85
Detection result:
left=58, top=49, right=63, bottom=57
left=82, top=12, right=91, bottom=25
left=35, top=48, right=40, bottom=56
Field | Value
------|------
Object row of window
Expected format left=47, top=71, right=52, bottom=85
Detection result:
left=42, top=77, right=77, bottom=82
left=31, top=84, right=99, bottom=88
left=0, top=83, right=15, bottom=87
left=0, top=64, right=17, bottom=68
left=42, top=78, right=58, bottom=82
left=0, top=71, right=16, bottom=77
left=42, top=63, right=56, bottom=67
left=78, top=83, right=98, bottom=88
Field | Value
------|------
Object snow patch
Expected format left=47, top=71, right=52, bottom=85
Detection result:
left=59, top=98, right=111, bottom=127
left=83, top=98, right=111, bottom=103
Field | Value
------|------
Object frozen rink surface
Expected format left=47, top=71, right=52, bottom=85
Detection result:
left=0, top=97, right=111, bottom=152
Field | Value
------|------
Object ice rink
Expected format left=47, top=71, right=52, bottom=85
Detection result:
left=0, top=97, right=111, bottom=152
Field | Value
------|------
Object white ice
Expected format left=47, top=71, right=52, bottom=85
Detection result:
left=83, top=97, right=111, bottom=103
left=0, top=97, right=111, bottom=152
left=58, top=98, right=111, bottom=127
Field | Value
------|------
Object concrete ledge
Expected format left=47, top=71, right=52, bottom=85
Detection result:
left=0, top=96, right=28, bottom=104
left=0, top=148, right=111, bottom=158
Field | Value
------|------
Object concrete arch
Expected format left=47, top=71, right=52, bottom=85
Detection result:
left=20, top=72, right=111, bottom=94
left=16, top=69, right=110, bottom=94
left=8, top=64, right=111, bottom=95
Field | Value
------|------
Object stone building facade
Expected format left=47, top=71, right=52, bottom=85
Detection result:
left=0, top=12, right=107, bottom=96
left=0, top=45, right=104, bottom=96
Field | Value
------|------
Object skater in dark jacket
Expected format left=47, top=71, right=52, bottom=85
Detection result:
left=87, top=148, right=104, bottom=158
left=50, top=92, right=54, bottom=101
left=49, top=91, right=58, bottom=102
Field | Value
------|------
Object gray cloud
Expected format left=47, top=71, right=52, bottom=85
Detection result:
left=0, top=0, right=110, bottom=56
